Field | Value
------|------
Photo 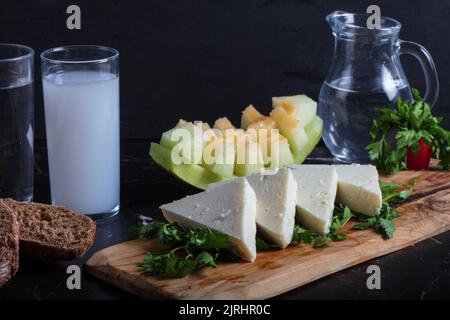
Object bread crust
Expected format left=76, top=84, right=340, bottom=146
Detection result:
left=0, top=199, right=19, bottom=287
left=19, top=223, right=96, bottom=261
left=3, top=199, right=96, bottom=261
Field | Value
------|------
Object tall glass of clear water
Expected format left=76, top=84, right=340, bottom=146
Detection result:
left=41, top=45, right=120, bottom=218
left=0, top=44, right=34, bottom=202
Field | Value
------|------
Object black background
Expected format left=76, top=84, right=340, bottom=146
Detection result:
left=1, top=0, right=449, bottom=141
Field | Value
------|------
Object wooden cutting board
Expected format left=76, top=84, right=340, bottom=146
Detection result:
left=86, top=168, right=450, bottom=299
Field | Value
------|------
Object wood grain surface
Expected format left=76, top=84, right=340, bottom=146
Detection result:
left=86, top=168, right=450, bottom=299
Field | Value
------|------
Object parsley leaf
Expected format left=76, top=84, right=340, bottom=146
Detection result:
left=353, top=216, right=378, bottom=230
left=185, top=228, right=230, bottom=250
left=195, top=251, right=217, bottom=267
left=256, top=235, right=278, bottom=251
left=292, top=225, right=318, bottom=244
left=352, top=179, right=414, bottom=238
left=312, top=235, right=329, bottom=248
left=292, top=205, right=355, bottom=248
left=380, top=178, right=416, bottom=203
left=378, top=218, right=396, bottom=239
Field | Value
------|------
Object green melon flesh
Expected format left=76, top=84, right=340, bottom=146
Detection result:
left=201, top=138, right=235, bottom=178
left=272, top=94, right=317, bottom=127
left=150, top=116, right=323, bottom=189
left=150, top=142, right=226, bottom=190
left=267, top=138, right=295, bottom=169
left=160, top=124, right=203, bottom=165
left=233, top=140, right=264, bottom=176
left=292, top=115, right=323, bottom=163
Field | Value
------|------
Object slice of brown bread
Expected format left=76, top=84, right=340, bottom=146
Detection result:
left=0, top=199, right=19, bottom=287
left=3, top=199, right=96, bottom=261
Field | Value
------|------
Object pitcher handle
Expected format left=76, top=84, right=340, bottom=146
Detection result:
left=398, top=40, right=439, bottom=108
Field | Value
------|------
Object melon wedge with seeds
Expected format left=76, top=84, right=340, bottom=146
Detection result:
left=272, top=94, right=317, bottom=127
left=202, top=132, right=236, bottom=178
left=234, top=134, right=264, bottom=176
left=150, top=142, right=226, bottom=190
left=160, top=122, right=204, bottom=164
left=270, top=106, right=308, bottom=162
left=293, top=116, right=323, bottom=163
left=246, top=117, right=292, bottom=168
left=241, top=104, right=265, bottom=129
left=213, top=117, right=236, bottom=131
left=267, top=135, right=294, bottom=169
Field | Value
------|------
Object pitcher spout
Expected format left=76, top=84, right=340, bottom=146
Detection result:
left=325, top=11, right=347, bottom=34
left=325, top=10, right=401, bottom=37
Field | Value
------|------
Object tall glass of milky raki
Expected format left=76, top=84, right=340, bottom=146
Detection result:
left=41, top=45, right=120, bottom=218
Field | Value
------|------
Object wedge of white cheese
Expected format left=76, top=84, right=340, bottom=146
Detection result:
left=290, top=166, right=338, bottom=234
left=209, top=168, right=297, bottom=248
left=333, top=164, right=382, bottom=216
left=211, top=169, right=296, bottom=248
left=247, top=168, right=297, bottom=248
left=289, top=164, right=382, bottom=216
left=160, top=177, right=257, bottom=262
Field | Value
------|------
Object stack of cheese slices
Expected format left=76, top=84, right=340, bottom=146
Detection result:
left=160, top=164, right=382, bottom=262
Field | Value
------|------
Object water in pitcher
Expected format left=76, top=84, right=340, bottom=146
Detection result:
left=0, top=82, right=34, bottom=202
left=318, top=77, right=412, bottom=163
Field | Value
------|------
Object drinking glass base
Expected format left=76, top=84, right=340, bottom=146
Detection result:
left=85, top=203, right=120, bottom=221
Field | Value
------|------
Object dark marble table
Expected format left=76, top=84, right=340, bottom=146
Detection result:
left=1, top=139, right=450, bottom=300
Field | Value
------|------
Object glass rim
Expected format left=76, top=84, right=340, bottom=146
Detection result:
left=40, top=45, right=119, bottom=65
left=326, top=11, right=402, bottom=33
left=0, top=43, right=34, bottom=63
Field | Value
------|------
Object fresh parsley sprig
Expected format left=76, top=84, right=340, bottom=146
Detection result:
left=366, top=89, right=450, bottom=174
left=255, top=235, right=278, bottom=251
left=133, top=222, right=232, bottom=278
left=352, top=179, right=416, bottom=238
left=292, top=204, right=354, bottom=248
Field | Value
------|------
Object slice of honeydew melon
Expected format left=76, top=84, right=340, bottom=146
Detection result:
left=213, top=117, right=236, bottom=130
left=246, top=117, right=275, bottom=166
left=292, top=115, right=323, bottom=163
left=160, top=121, right=204, bottom=165
left=234, top=133, right=264, bottom=176
left=202, top=130, right=236, bottom=178
left=241, top=104, right=266, bottom=129
left=270, top=106, right=308, bottom=162
left=149, top=142, right=226, bottom=190
left=247, top=117, right=276, bottom=131
left=267, top=135, right=294, bottom=169
left=176, top=119, right=212, bottom=152
left=272, top=94, right=317, bottom=127
left=246, top=117, right=293, bottom=168
left=176, top=119, right=189, bottom=127
left=176, top=119, right=211, bottom=131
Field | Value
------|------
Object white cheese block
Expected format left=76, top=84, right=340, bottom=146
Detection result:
left=246, top=168, right=297, bottom=248
left=160, top=177, right=257, bottom=262
left=288, top=164, right=382, bottom=216
left=290, top=166, right=338, bottom=234
left=333, top=164, right=382, bottom=216
left=210, top=168, right=297, bottom=248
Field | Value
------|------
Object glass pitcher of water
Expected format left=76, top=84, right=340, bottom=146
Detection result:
left=318, top=11, right=439, bottom=163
